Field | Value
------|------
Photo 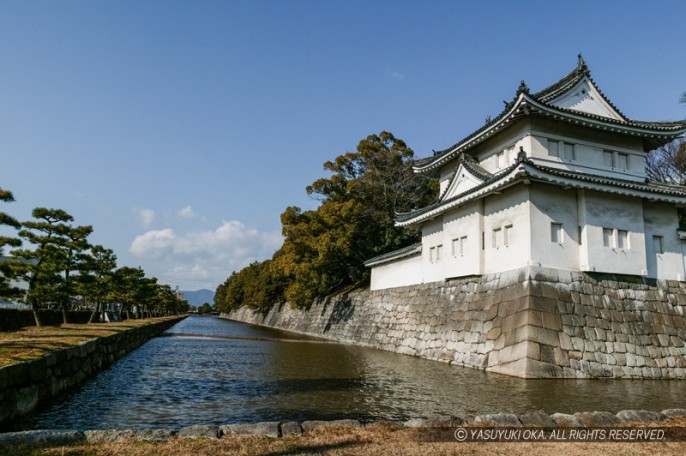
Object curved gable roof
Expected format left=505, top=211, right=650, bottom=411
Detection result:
left=414, top=57, right=686, bottom=174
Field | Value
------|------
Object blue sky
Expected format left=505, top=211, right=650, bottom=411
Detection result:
left=1, top=1, right=685, bottom=291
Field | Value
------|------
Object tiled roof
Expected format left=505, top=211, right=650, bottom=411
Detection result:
left=529, top=163, right=686, bottom=196
left=398, top=160, right=522, bottom=224
left=533, top=55, right=628, bottom=121
left=459, top=153, right=493, bottom=180
left=398, top=156, right=686, bottom=226
left=414, top=57, right=686, bottom=173
left=436, top=153, right=494, bottom=200
left=363, top=242, right=422, bottom=267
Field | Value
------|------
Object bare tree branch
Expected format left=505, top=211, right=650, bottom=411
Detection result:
left=646, top=139, right=686, bottom=185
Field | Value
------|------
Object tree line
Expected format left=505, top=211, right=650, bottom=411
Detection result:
left=214, top=131, right=437, bottom=313
left=0, top=190, right=189, bottom=326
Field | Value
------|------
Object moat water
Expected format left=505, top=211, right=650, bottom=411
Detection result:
left=13, top=315, right=686, bottom=430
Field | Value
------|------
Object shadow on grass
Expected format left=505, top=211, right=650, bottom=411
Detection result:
left=259, top=438, right=364, bottom=456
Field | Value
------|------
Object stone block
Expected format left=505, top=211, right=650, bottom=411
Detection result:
left=485, top=327, right=501, bottom=340
left=615, top=410, right=666, bottom=423
left=571, top=337, right=584, bottom=351
left=2, top=363, right=29, bottom=388
left=301, top=419, right=361, bottom=433
left=517, top=410, right=557, bottom=427
left=525, top=359, right=564, bottom=378
left=550, top=413, right=584, bottom=427
left=487, top=358, right=528, bottom=377
left=220, top=422, right=281, bottom=438
left=501, top=311, right=530, bottom=333
left=403, top=415, right=463, bottom=428
left=28, top=358, right=47, bottom=383
left=178, top=425, right=218, bottom=438
left=574, top=411, right=620, bottom=427
left=15, top=385, right=39, bottom=415
left=527, top=326, right=561, bottom=348
left=84, top=429, right=176, bottom=443
left=474, top=413, right=522, bottom=426
left=661, top=409, right=686, bottom=419
left=537, top=312, right=563, bottom=331
left=280, top=421, right=302, bottom=436
left=553, top=348, right=570, bottom=367
left=0, top=430, right=85, bottom=447
left=502, top=325, right=530, bottom=347
left=539, top=345, right=555, bottom=364
left=497, top=341, right=539, bottom=364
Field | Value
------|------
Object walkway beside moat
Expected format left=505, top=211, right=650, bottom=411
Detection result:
left=2, top=412, right=686, bottom=456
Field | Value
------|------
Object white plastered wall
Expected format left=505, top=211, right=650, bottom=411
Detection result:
left=642, top=201, right=684, bottom=280
left=581, top=191, right=647, bottom=275
left=422, top=219, right=446, bottom=283
left=442, top=200, right=482, bottom=278
left=529, top=185, right=580, bottom=270
left=369, top=254, right=423, bottom=291
left=482, top=185, right=532, bottom=274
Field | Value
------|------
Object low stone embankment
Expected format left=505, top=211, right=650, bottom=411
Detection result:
left=225, top=265, right=686, bottom=379
left=0, top=316, right=185, bottom=427
left=1, top=409, right=684, bottom=447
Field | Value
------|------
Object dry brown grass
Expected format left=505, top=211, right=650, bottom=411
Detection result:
left=0, top=317, right=181, bottom=367
left=9, top=421, right=686, bottom=456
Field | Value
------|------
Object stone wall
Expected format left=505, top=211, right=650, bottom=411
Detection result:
left=0, top=317, right=185, bottom=427
left=225, top=266, right=686, bottom=379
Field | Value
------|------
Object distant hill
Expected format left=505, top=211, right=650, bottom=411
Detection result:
left=181, top=289, right=215, bottom=306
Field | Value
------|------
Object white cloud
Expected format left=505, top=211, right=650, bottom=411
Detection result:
left=177, top=205, right=197, bottom=219
left=386, top=71, right=405, bottom=80
left=128, top=220, right=283, bottom=289
left=135, top=208, right=156, bottom=228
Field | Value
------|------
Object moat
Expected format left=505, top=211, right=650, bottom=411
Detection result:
left=12, top=315, right=686, bottom=430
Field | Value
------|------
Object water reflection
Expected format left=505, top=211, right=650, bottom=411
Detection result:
left=13, top=315, right=686, bottom=430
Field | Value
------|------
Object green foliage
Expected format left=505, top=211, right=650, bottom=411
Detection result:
left=0, top=187, right=23, bottom=300
left=215, top=131, right=437, bottom=310
left=77, top=245, right=117, bottom=306
left=198, top=302, right=212, bottom=314
left=11, top=208, right=76, bottom=312
left=215, top=259, right=287, bottom=313
left=1, top=196, right=187, bottom=322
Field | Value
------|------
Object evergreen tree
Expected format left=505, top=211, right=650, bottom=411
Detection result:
left=11, top=208, right=75, bottom=326
left=216, top=131, right=437, bottom=309
left=0, top=188, right=22, bottom=301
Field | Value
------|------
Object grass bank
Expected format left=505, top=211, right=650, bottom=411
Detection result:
left=0, top=316, right=184, bottom=367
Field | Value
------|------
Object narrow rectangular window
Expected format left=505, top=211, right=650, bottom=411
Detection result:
left=504, top=224, right=513, bottom=247
left=563, top=143, right=575, bottom=161
left=492, top=228, right=502, bottom=248
left=451, top=238, right=459, bottom=257
left=482, top=232, right=485, bottom=250
left=504, top=145, right=515, bottom=164
left=460, top=236, right=467, bottom=256
left=549, top=140, right=559, bottom=157
left=578, top=225, right=583, bottom=245
left=653, top=235, right=664, bottom=254
left=496, top=151, right=504, bottom=168
left=430, top=246, right=436, bottom=263
left=436, top=244, right=443, bottom=262
left=617, top=153, right=629, bottom=170
left=617, top=230, right=629, bottom=249
left=551, top=222, right=563, bottom=243
left=603, top=150, right=614, bottom=167
left=603, top=228, right=614, bottom=248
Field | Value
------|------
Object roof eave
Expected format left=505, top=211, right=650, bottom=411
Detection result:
left=398, top=160, right=686, bottom=227
left=412, top=94, right=530, bottom=174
